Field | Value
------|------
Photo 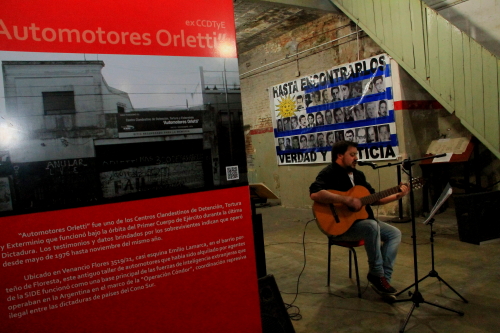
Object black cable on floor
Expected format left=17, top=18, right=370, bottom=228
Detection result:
left=285, top=303, right=302, bottom=321
left=282, top=218, right=315, bottom=321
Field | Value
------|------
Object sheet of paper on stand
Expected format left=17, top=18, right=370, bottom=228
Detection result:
left=425, top=137, right=470, bottom=155
left=424, top=183, right=452, bottom=225
left=433, top=152, right=453, bottom=163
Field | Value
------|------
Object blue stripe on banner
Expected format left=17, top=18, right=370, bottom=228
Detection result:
left=384, top=64, right=392, bottom=77
left=276, top=135, right=398, bottom=156
left=305, top=92, right=389, bottom=112
left=385, top=87, right=393, bottom=100
left=276, top=146, right=332, bottom=155
left=304, top=88, right=392, bottom=114
left=304, top=65, right=391, bottom=93
left=354, top=134, right=398, bottom=149
left=275, top=110, right=395, bottom=137
left=391, top=133, right=398, bottom=146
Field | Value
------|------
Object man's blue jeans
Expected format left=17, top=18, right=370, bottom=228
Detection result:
left=330, top=219, right=401, bottom=282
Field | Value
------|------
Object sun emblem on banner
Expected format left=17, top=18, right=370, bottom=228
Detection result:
left=275, top=96, right=297, bottom=118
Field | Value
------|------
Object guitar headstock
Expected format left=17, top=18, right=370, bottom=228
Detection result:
left=410, top=177, right=425, bottom=190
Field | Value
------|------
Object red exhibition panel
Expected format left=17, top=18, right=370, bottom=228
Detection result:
left=0, top=0, right=237, bottom=58
left=0, top=186, right=261, bottom=332
left=1, top=0, right=260, bottom=332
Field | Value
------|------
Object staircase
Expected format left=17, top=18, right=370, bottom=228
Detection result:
left=330, top=0, right=500, bottom=159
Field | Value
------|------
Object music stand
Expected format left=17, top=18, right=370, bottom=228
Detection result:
left=396, top=183, right=468, bottom=303
left=393, top=159, right=464, bottom=333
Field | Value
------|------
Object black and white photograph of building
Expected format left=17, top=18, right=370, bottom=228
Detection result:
left=0, top=52, right=246, bottom=215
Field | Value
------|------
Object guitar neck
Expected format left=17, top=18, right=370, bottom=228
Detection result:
left=360, top=185, right=401, bottom=206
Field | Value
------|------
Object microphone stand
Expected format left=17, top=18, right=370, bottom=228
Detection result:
left=360, top=154, right=464, bottom=333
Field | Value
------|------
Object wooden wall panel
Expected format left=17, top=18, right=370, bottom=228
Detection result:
left=364, top=0, right=376, bottom=33
left=409, top=0, right=426, bottom=80
left=452, top=26, right=466, bottom=120
left=389, top=0, right=403, bottom=58
left=357, top=0, right=367, bottom=27
left=462, top=35, right=474, bottom=127
left=426, top=9, right=440, bottom=92
left=343, top=0, right=353, bottom=16
left=471, top=41, right=485, bottom=136
left=437, top=18, right=454, bottom=108
left=373, top=0, right=385, bottom=42
left=380, top=0, right=394, bottom=52
left=351, top=0, right=360, bottom=21
left=482, top=50, right=499, bottom=150
left=498, top=58, right=500, bottom=148
left=399, top=1, right=415, bottom=69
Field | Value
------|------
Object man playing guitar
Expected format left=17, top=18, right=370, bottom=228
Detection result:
left=310, top=141, right=409, bottom=299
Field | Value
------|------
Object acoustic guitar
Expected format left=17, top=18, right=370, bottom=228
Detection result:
left=313, top=178, right=424, bottom=236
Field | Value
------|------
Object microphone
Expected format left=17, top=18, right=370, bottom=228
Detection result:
left=357, top=161, right=377, bottom=168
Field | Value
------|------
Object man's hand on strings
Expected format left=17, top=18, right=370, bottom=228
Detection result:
left=396, top=183, right=410, bottom=199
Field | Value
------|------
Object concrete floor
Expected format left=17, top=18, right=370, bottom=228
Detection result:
left=257, top=202, right=500, bottom=333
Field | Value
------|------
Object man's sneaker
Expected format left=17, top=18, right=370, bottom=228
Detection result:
left=367, top=273, right=397, bottom=295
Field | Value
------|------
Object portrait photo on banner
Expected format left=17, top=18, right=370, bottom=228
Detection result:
left=269, top=54, right=399, bottom=165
